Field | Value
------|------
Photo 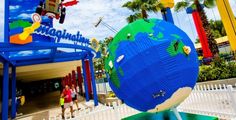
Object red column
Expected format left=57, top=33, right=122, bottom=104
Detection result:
left=72, top=70, right=78, bottom=87
left=192, top=11, right=212, bottom=58
left=61, top=77, right=65, bottom=88
left=72, top=70, right=76, bottom=86
left=77, top=66, right=83, bottom=94
left=85, top=60, right=92, bottom=97
left=65, top=75, right=69, bottom=86
left=68, top=73, right=72, bottom=87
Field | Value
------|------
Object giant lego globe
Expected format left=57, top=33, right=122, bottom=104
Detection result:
left=104, top=19, right=199, bottom=112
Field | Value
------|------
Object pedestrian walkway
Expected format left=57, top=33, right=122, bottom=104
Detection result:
left=17, top=91, right=62, bottom=115
left=14, top=90, right=101, bottom=120
left=16, top=100, right=106, bottom=120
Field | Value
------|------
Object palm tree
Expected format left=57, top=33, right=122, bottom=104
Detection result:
left=122, top=0, right=165, bottom=23
left=126, top=12, right=142, bottom=23
left=175, top=0, right=219, bottom=57
left=94, top=37, right=113, bottom=72
left=122, top=0, right=152, bottom=19
left=209, top=19, right=226, bottom=38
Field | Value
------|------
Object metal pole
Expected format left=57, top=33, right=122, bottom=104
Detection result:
left=11, top=66, right=17, bottom=119
left=2, top=62, right=9, bottom=120
left=89, top=57, right=98, bottom=106
left=171, top=107, right=182, bottom=120
left=82, top=59, right=90, bottom=101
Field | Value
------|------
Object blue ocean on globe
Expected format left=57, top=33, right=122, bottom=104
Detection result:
left=105, top=19, right=199, bottom=112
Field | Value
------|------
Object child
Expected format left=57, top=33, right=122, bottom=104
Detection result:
left=60, top=94, right=65, bottom=119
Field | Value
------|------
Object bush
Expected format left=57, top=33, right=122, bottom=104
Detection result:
left=198, top=65, right=211, bottom=81
left=198, top=58, right=236, bottom=82
left=228, top=62, right=236, bottom=77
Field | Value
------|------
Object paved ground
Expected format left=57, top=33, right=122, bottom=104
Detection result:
left=17, top=91, right=62, bottom=115
left=16, top=101, right=99, bottom=120
left=15, top=91, right=91, bottom=120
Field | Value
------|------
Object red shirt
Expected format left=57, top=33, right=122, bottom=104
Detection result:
left=63, top=89, right=72, bottom=103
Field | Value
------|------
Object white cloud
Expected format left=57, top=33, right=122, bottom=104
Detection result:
left=17, top=13, right=31, bottom=19
left=53, top=0, right=131, bottom=41
left=9, top=5, right=20, bottom=10
left=10, top=51, right=34, bottom=58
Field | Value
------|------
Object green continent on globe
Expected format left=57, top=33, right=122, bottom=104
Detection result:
left=109, top=19, right=157, bottom=55
left=110, top=70, right=120, bottom=88
left=167, top=40, right=186, bottom=56
left=105, top=19, right=160, bottom=88
left=118, top=67, right=124, bottom=76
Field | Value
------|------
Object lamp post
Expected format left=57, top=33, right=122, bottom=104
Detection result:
left=94, top=17, right=118, bottom=33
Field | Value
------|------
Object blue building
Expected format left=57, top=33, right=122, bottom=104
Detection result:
left=0, top=0, right=99, bottom=119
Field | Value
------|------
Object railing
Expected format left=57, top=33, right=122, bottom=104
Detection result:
left=96, top=82, right=112, bottom=94
left=71, top=103, right=139, bottom=120
left=82, top=82, right=112, bottom=94
left=50, top=84, right=236, bottom=120
left=178, top=84, right=236, bottom=119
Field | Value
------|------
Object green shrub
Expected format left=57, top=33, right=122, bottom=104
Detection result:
left=198, top=65, right=211, bottom=82
left=228, top=62, right=236, bottom=77
left=198, top=58, right=236, bottom=82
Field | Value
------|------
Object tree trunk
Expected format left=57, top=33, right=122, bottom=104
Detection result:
left=195, top=0, right=219, bottom=57
left=141, top=9, right=148, bottom=19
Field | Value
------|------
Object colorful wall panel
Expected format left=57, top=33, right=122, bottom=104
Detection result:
left=192, top=11, right=212, bottom=58
left=216, top=0, right=236, bottom=51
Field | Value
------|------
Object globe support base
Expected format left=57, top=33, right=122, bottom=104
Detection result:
left=171, top=107, right=183, bottom=120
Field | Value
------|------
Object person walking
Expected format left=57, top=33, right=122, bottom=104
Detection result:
left=60, top=93, right=65, bottom=119
left=62, top=85, right=74, bottom=118
left=71, top=84, right=80, bottom=110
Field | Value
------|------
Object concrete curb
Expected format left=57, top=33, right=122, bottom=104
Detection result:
left=197, top=78, right=236, bottom=87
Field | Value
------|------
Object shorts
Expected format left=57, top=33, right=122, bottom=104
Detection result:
left=72, top=95, right=77, bottom=101
left=61, top=105, right=64, bottom=109
left=64, top=102, right=73, bottom=108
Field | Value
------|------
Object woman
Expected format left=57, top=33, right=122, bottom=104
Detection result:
left=71, top=84, right=80, bottom=110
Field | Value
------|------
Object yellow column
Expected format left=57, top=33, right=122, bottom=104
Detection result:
left=216, top=0, right=236, bottom=51
left=160, top=0, right=174, bottom=8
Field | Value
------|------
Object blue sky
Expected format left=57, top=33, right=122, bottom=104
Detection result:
left=1, top=0, right=236, bottom=43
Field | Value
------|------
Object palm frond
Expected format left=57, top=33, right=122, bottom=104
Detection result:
left=190, top=3, right=197, bottom=10
left=126, top=12, right=142, bottom=23
left=122, top=1, right=131, bottom=7
left=151, top=1, right=164, bottom=12
left=140, top=3, right=149, bottom=10
left=174, top=1, right=190, bottom=12
left=122, top=1, right=139, bottom=11
left=203, top=0, right=216, bottom=8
